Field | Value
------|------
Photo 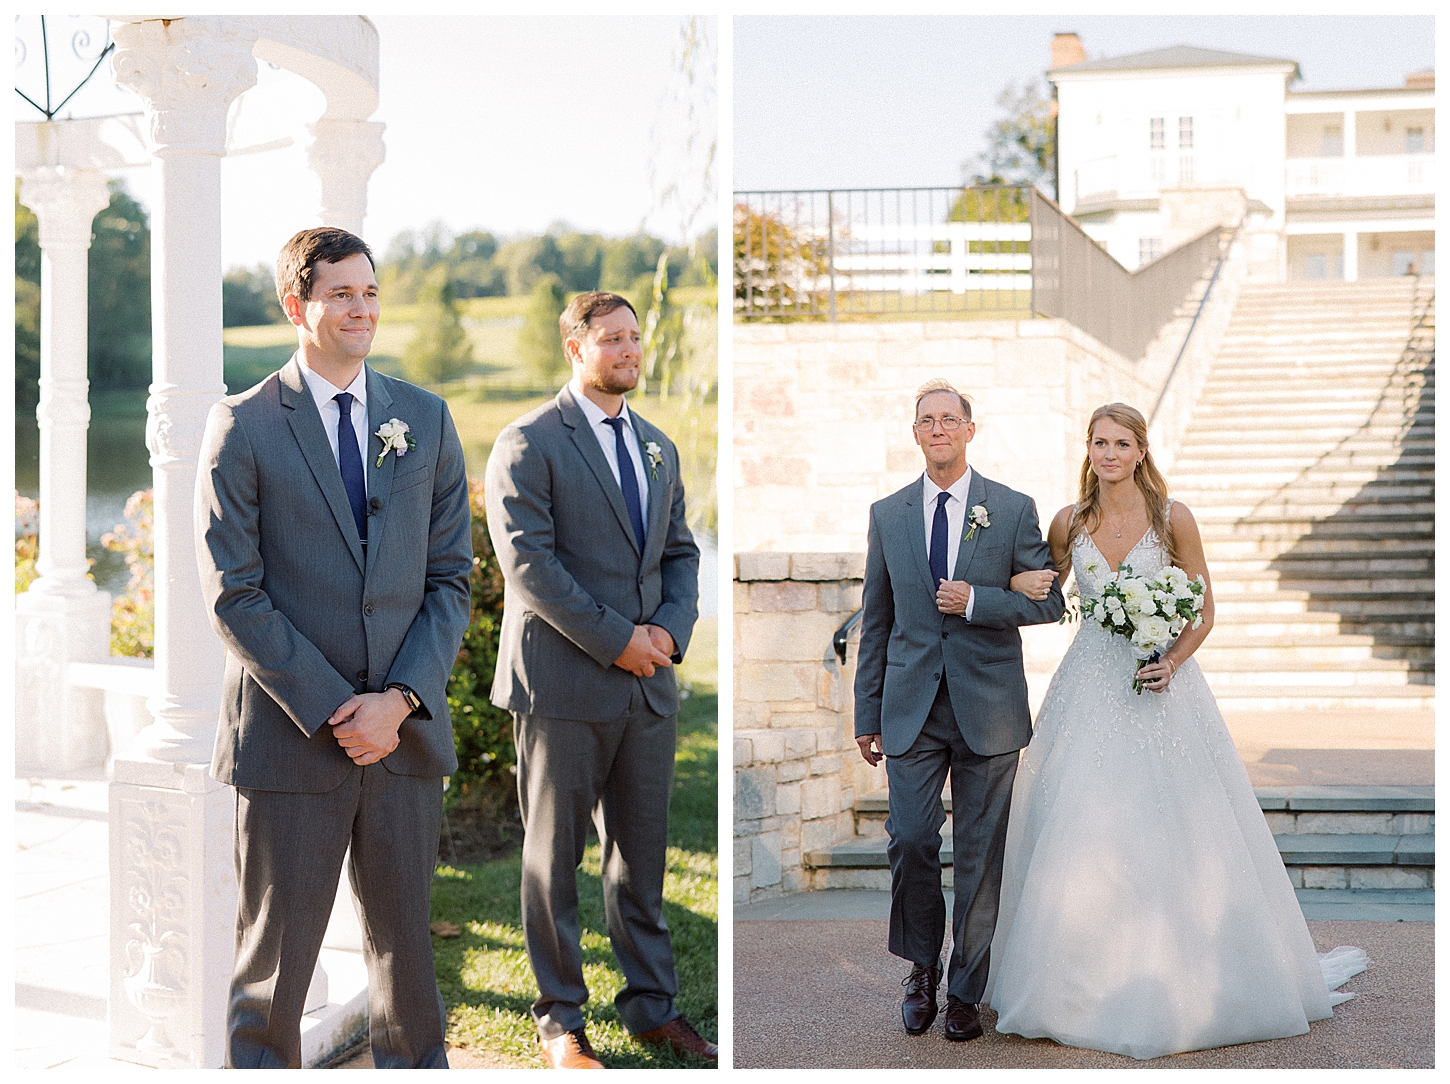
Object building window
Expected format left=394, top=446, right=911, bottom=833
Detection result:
left=1322, top=125, right=1344, bottom=157
left=1178, top=116, right=1194, bottom=149
left=1139, top=238, right=1163, bottom=265
left=1150, top=117, right=1164, bottom=150
left=1304, top=254, right=1328, bottom=280
left=1406, top=127, right=1426, bottom=154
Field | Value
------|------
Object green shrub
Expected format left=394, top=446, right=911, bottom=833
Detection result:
left=445, top=479, right=517, bottom=808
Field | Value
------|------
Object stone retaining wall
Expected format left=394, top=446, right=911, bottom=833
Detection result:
left=732, top=552, right=881, bottom=904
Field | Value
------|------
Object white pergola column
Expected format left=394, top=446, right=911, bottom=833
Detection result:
left=14, top=166, right=114, bottom=774
left=306, top=118, right=386, bottom=236
left=1343, top=229, right=1359, bottom=282
left=106, top=16, right=258, bottom=1069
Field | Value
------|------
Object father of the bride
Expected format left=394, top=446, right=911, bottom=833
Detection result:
left=854, top=379, right=1063, bottom=1042
left=196, top=226, right=472, bottom=1067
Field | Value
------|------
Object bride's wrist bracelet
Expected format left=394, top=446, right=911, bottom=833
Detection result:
left=1164, top=658, right=1177, bottom=676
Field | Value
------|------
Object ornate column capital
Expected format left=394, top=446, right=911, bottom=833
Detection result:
left=305, top=119, right=387, bottom=236
left=18, top=167, right=113, bottom=250
left=111, top=17, right=260, bottom=156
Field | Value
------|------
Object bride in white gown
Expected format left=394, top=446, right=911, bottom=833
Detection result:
left=983, top=403, right=1365, bottom=1060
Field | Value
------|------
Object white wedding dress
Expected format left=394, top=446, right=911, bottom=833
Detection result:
left=984, top=522, right=1366, bottom=1060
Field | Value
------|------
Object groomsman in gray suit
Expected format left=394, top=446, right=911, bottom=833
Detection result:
left=854, top=379, right=1063, bottom=1043
left=196, top=227, right=472, bottom=1068
left=485, top=291, right=713, bottom=1069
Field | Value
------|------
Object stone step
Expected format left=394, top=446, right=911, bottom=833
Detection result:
left=1203, top=686, right=1435, bottom=711
left=1184, top=411, right=1432, bottom=431
left=1208, top=617, right=1434, bottom=640
left=812, top=828, right=1432, bottom=881
left=1178, top=487, right=1435, bottom=509
left=1192, top=501, right=1433, bottom=521
left=1196, top=643, right=1433, bottom=666
left=1202, top=667, right=1431, bottom=687
left=1200, top=540, right=1435, bottom=560
left=1196, top=520, right=1432, bottom=542
left=1202, top=556, right=1433, bottom=576
left=1208, top=574, right=1433, bottom=595
left=1213, top=597, right=1433, bottom=619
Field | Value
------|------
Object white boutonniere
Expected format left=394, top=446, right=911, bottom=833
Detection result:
left=374, top=418, right=416, bottom=468
left=643, top=440, right=663, bottom=480
left=963, top=504, right=990, bottom=542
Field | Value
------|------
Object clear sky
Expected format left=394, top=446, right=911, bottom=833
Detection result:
left=13, top=14, right=717, bottom=270
left=734, top=14, right=1436, bottom=192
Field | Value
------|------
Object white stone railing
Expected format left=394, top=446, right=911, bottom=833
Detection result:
left=1285, top=154, right=1435, bottom=197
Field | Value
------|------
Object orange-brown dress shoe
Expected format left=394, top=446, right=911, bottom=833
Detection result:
left=635, top=1017, right=719, bottom=1062
left=539, top=1027, right=605, bottom=1069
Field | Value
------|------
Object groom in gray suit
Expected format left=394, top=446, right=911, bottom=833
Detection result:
left=485, top=291, right=712, bottom=1069
left=855, top=379, right=1063, bottom=1043
left=196, top=227, right=472, bottom=1067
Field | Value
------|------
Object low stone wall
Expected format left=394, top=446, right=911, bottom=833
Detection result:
left=733, top=552, right=879, bottom=904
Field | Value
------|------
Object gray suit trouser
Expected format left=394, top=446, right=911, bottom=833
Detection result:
left=885, top=679, right=1018, bottom=1004
left=227, top=765, right=447, bottom=1069
left=513, top=686, right=680, bottom=1039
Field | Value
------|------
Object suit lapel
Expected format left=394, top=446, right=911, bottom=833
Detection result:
left=559, top=385, right=641, bottom=555
left=952, top=469, right=989, bottom=581
left=363, top=367, right=396, bottom=578
left=280, top=357, right=365, bottom=574
left=899, top=479, right=934, bottom=597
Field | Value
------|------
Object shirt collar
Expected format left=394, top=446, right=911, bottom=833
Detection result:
left=571, top=378, right=633, bottom=433
left=923, top=466, right=973, bottom=505
left=297, top=355, right=367, bottom=412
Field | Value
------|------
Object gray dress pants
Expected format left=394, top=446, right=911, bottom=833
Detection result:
left=227, top=764, right=448, bottom=1069
left=513, top=686, right=681, bottom=1039
left=885, top=678, right=1019, bottom=1003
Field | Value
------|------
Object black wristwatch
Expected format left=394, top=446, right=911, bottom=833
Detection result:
left=386, top=683, right=422, bottom=715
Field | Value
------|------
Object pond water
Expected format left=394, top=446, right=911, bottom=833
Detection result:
left=15, top=405, right=151, bottom=596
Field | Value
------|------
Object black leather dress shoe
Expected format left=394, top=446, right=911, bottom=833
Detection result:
left=901, top=963, right=941, bottom=1034
left=943, top=996, right=984, bottom=1042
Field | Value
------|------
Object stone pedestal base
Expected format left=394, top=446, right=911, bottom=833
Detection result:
left=108, top=761, right=236, bottom=1068
left=14, top=590, right=113, bottom=774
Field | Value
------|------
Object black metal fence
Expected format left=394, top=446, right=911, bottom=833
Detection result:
left=734, top=184, right=1229, bottom=362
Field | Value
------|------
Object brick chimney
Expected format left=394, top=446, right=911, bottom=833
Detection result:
left=1051, top=33, right=1085, bottom=70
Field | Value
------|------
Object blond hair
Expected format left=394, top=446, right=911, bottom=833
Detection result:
left=913, top=379, right=972, bottom=421
left=1063, top=403, right=1179, bottom=575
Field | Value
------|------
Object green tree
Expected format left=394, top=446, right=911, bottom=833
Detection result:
left=518, top=273, right=568, bottom=388
left=400, top=264, right=474, bottom=386
left=222, top=264, right=285, bottom=327
left=555, top=230, right=605, bottom=293
left=497, top=234, right=564, bottom=296
left=732, top=203, right=830, bottom=314
left=966, top=78, right=1055, bottom=192
left=15, top=183, right=41, bottom=409
left=87, top=181, right=152, bottom=390
left=600, top=233, right=666, bottom=292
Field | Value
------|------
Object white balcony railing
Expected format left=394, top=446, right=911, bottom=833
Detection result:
left=1285, top=154, right=1435, bottom=198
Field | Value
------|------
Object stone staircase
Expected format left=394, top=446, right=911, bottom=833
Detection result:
left=806, top=785, right=1433, bottom=918
left=802, top=278, right=1435, bottom=917
left=1171, top=277, right=1434, bottom=712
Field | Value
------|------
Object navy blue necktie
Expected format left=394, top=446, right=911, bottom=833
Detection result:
left=334, top=392, right=367, bottom=543
left=929, top=490, right=951, bottom=587
left=605, top=416, right=647, bottom=551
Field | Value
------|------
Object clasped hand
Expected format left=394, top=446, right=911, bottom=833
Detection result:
left=613, top=624, right=675, bottom=677
left=327, top=687, right=411, bottom=765
left=935, top=579, right=972, bottom=615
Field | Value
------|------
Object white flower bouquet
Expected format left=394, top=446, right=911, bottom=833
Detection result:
left=1079, top=562, right=1206, bottom=693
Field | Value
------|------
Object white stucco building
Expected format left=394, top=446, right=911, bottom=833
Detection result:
left=1049, top=38, right=1435, bottom=281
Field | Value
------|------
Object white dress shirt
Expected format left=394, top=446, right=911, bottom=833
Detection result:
left=298, top=356, right=369, bottom=497
left=571, top=379, right=651, bottom=517
left=922, top=467, right=977, bottom=621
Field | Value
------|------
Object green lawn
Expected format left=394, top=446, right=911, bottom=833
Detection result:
left=430, top=689, right=718, bottom=1069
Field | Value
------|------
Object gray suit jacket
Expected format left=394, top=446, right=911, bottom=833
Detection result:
left=854, top=470, right=1064, bottom=757
left=196, top=357, right=473, bottom=792
left=484, top=384, right=699, bottom=721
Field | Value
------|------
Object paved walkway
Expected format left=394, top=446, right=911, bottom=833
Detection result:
left=734, top=910, right=1433, bottom=1068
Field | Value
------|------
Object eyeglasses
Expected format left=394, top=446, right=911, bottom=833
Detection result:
left=914, top=415, right=967, bottom=432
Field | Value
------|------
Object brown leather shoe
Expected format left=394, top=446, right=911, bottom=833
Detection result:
left=943, top=996, right=983, bottom=1042
left=539, top=1027, right=605, bottom=1069
left=635, top=1017, right=719, bottom=1062
left=901, top=962, right=941, bottom=1034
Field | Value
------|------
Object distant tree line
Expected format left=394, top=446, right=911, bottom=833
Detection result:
left=14, top=178, right=718, bottom=402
